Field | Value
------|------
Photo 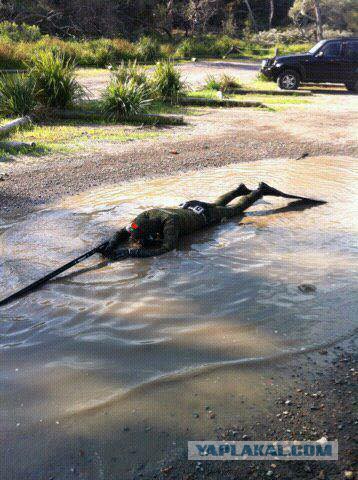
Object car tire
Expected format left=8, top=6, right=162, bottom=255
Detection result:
left=277, top=70, right=300, bottom=90
left=345, top=81, right=358, bottom=93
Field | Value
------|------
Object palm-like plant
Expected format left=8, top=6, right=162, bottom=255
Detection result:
left=101, top=79, right=152, bottom=120
left=29, top=51, right=85, bottom=108
left=151, top=61, right=185, bottom=103
left=0, top=73, right=37, bottom=116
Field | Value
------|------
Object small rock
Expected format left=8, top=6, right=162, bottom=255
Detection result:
left=193, top=413, right=199, bottom=418
left=285, top=400, right=292, bottom=405
left=318, top=470, right=325, bottom=479
left=344, top=471, right=354, bottom=479
left=209, top=412, right=216, bottom=419
left=242, top=434, right=249, bottom=440
left=169, top=150, right=179, bottom=155
left=266, top=470, right=273, bottom=477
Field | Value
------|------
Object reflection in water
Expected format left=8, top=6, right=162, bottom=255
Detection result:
left=0, top=156, right=357, bottom=432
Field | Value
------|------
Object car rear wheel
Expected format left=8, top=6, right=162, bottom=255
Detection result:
left=345, top=81, right=358, bottom=92
left=277, top=70, right=300, bottom=90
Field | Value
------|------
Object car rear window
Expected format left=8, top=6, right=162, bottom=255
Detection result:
left=346, top=41, right=358, bottom=60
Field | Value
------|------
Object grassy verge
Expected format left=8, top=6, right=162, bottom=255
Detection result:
left=187, top=89, right=311, bottom=107
left=9, top=121, right=161, bottom=154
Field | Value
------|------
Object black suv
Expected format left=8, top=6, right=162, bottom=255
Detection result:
left=261, top=38, right=358, bottom=91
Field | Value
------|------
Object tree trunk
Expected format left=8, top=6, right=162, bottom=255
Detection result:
left=0, top=116, right=31, bottom=140
left=269, top=0, right=274, bottom=29
left=313, top=0, right=323, bottom=40
left=166, top=0, right=174, bottom=36
left=243, top=0, right=258, bottom=32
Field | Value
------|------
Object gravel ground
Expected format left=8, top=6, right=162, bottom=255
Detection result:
left=139, top=339, right=358, bottom=480
left=0, top=90, right=357, bottom=219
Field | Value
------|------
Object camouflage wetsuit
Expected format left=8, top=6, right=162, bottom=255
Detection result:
left=101, top=182, right=313, bottom=260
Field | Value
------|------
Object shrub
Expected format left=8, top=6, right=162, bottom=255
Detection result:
left=112, top=38, right=137, bottom=62
left=0, top=73, right=37, bottom=116
left=0, top=22, right=42, bottom=42
left=136, top=36, right=161, bottom=62
left=205, top=74, right=241, bottom=92
left=151, top=60, right=185, bottom=103
left=219, top=74, right=241, bottom=92
left=29, top=51, right=85, bottom=108
left=101, top=79, right=152, bottom=120
left=112, top=60, right=148, bottom=86
left=204, top=75, right=221, bottom=91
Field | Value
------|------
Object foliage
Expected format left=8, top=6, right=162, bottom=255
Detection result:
left=175, top=35, right=235, bottom=58
left=0, top=21, right=42, bottom=42
left=0, top=73, right=37, bottom=115
left=136, top=36, right=161, bottom=62
left=101, top=79, right=152, bottom=120
left=29, top=51, right=85, bottom=108
left=151, top=61, right=185, bottom=103
left=112, top=60, right=148, bottom=86
left=205, top=73, right=241, bottom=92
left=204, top=74, right=221, bottom=90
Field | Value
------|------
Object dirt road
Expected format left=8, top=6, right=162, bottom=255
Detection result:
left=0, top=62, right=357, bottom=219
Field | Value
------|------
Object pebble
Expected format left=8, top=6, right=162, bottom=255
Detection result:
left=318, top=470, right=325, bottom=479
left=193, top=413, right=199, bottom=418
left=344, top=471, right=354, bottom=479
left=266, top=470, right=273, bottom=477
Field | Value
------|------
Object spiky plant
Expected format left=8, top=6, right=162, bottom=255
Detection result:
left=219, top=74, right=241, bottom=92
left=112, top=60, right=148, bottom=86
left=101, top=79, right=152, bottom=120
left=204, top=74, right=221, bottom=91
left=29, top=51, right=85, bottom=108
left=151, top=60, right=185, bottom=103
left=0, top=73, right=37, bottom=116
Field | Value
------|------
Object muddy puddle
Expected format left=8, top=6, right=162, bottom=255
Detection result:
left=0, top=155, right=357, bottom=478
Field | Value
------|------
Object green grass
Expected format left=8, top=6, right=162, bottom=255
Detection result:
left=10, top=121, right=160, bottom=153
left=187, top=89, right=311, bottom=106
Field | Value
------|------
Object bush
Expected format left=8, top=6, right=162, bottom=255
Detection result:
left=204, top=74, right=221, bottom=91
left=0, top=73, right=37, bottom=116
left=112, top=60, right=148, bottom=86
left=175, top=35, right=239, bottom=59
left=205, top=74, right=241, bottom=92
left=101, top=79, right=152, bottom=120
left=29, top=51, right=85, bottom=108
left=136, top=36, right=161, bottom=62
left=219, top=74, right=241, bottom=91
left=112, top=38, right=137, bottom=62
left=0, top=22, right=42, bottom=42
left=151, top=60, right=185, bottom=103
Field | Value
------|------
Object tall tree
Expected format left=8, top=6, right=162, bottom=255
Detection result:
left=312, top=0, right=323, bottom=40
left=268, top=0, right=275, bottom=29
left=242, top=0, right=258, bottom=32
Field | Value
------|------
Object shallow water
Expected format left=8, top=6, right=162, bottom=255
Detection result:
left=0, top=156, right=357, bottom=476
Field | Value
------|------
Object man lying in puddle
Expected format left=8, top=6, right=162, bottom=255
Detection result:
left=100, top=182, right=321, bottom=260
